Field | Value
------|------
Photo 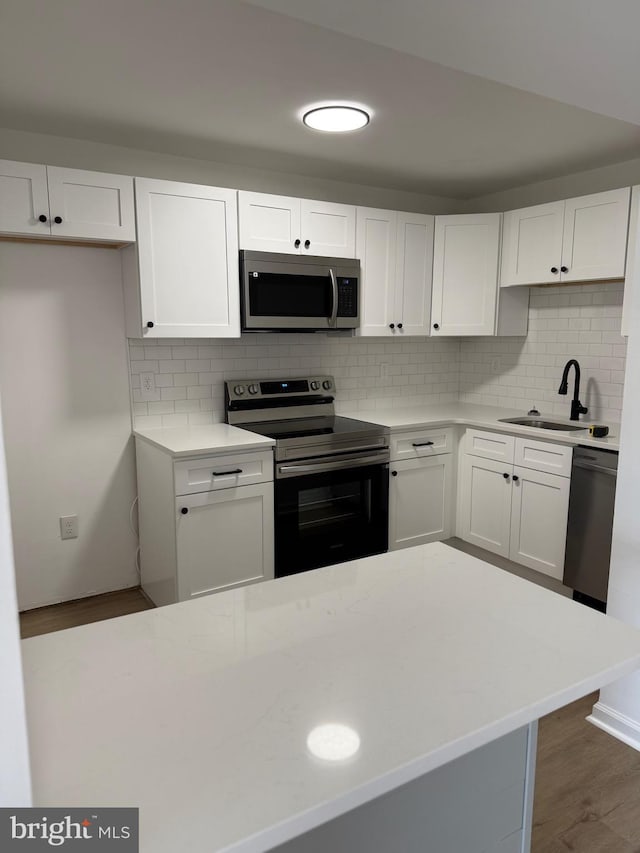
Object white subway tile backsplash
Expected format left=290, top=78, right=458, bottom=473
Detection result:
left=128, top=283, right=627, bottom=428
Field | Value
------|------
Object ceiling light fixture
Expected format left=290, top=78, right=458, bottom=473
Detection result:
left=302, top=105, right=370, bottom=133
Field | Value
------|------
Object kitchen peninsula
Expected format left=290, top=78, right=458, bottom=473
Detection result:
left=21, top=543, right=640, bottom=853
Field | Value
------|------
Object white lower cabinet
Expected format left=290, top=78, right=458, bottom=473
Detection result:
left=458, top=431, right=571, bottom=580
left=388, top=427, right=454, bottom=550
left=389, top=456, right=453, bottom=549
left=459, top=455, right=513, bottom=558
left=136, top=438, right=274, bottom=606
left=176, top=484, right=274, bottom=600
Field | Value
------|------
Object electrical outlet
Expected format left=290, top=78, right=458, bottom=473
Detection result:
left=60, top=515, right=78, bottom=540
left=491, top=357, right=501, bottom=374
left=139, top=372, right=156, bottom=401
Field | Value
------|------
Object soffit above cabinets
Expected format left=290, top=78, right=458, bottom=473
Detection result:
left=2, top=0, right=640, bottom=199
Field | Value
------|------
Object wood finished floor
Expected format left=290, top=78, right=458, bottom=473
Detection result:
left=19, top=588, right=640, bottom=851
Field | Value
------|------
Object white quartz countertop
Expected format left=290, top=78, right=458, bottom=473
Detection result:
left=22, top=543, right=640, bottom=852
left=342, top=402, right=621, bottom=451
left=134, top=423, right=275, bottom=456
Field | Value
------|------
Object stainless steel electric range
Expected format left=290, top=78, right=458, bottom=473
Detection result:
left=225, top=376, right=389, bottom=577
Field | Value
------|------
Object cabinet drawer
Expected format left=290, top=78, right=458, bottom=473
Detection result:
left=391, top=427, right=453, bottom=461
left=514, top=437, right=572, bottom=477
left=174, top=450, right=273, bottom=495
left=465, top=429, right=515, bottom=463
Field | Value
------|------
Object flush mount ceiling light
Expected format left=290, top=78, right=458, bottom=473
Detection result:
left=302, top=105, right=370, bottom=133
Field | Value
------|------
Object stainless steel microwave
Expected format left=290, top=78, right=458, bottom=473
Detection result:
left=240, top=250, right=360, bottom=332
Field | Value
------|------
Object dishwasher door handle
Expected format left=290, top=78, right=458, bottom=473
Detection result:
left=573, top=460, right=617, bottom=476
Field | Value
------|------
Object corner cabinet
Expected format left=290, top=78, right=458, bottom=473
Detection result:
left=356, top=207, right=434, bottom=336
left=122, top=178, right=240, bottom=338
left=458, top=429, right=571, bottom=580
left=238, top=191, right=356, bottom=258
left=0, top=159, right=135, bottom=242
left=388, top=427, right=454, bottom=548
left=431, top=213, right=529, bottom=337
left=501, top=187, right=631, bottom=286
left=136, top=438, right=274, bottom=607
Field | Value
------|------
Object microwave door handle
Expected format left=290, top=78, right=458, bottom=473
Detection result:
left=328, top=268, right=338, bottom=328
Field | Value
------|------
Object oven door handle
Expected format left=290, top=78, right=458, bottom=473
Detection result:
left=328, top=268, right=338, bottom=328
left=278, top=450, right=389, bottom=477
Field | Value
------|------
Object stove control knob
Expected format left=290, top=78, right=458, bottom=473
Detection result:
left=322, top=379, right=332, bottom=390
left=248, top=384, right=259, bottom=395
left=310, top=380, right=320, bottom=391
left=233, top=385, right=245, bottom=396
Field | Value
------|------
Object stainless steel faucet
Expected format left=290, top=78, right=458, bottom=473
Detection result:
left=558, top=359, right=588, bottom=421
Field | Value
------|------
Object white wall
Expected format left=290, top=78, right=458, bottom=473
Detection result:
left=459, top=282, right=626, bottom=423
left=0, top=127, right=463, bottom=215
left=465, top=156, right=640, bottom=212
left=590, top=195, right=640, bottom=748
left=0, top=244, right=138, bottom=610
left=0, top=395, right=31, bottom=805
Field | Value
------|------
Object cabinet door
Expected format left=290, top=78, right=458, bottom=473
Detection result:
left=134, top=178, right=240, bottom=338
left=621, top=185, right=640, bottom=337
left=561, top=188, right=631, bottom=282
left=0, top=159, right=50, bottom=237
left=176, top=483, right=274, bottom=600
left=500, top=202, right=564, bottom=286
left=238, top=191, right=301, bottom=253
left=459, top=455, right=512, bottom=557
left=46, top=167, right=135, bottom=242
left=389, top=456, right=453, bottom=549
left=300, top=199, right=356, bottom=258
left=432, top=214, right=501, bottom=336
left=509, top=467, right=569, bottom=580
left=356, top=207, right=397, bottom=336
left=394, top=212, right=434, bottom=336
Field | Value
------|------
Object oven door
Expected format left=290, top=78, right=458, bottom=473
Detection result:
left=274, top=452, right=389, bottom=577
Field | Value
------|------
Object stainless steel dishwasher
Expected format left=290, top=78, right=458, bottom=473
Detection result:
left=563, top=446, right=618, bottom=610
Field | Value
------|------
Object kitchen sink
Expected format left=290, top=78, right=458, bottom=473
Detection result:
left=498, top=417, right=587, bottom=431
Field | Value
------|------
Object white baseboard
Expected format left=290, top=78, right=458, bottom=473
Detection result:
left=587, top=701, right=640, bottom=752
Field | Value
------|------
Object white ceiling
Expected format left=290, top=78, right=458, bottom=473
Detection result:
left=1, top=0, right=639, bottom=199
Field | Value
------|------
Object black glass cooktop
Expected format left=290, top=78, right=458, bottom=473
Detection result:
left=238, top=416, right=381, bottom=442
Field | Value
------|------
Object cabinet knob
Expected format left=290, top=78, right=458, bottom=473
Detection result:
left=551, top=267, right=559, bottom=274
left=397, top=323, right=403, bottom=329
left=433, top=323, right=440, bottom=331
left=38, top=214, right=47, bottom=223
left=560, top=266, right=568, bottom=273
left=389, top=323, right=395, bottom=329
left=391, top=470, right=398, bottom=477
left=503, top=472, right=510, bottom=479
left=181, top=507, right=189, bottom=515
left=294, top=239, right=301, bottom=248
left=304, top=239, right=311, bottom=249
left=512, top=475, right=519, bottom=483
left=53, top=216, right=63, bottom=224
left=146, top=321, right=154, bottom=328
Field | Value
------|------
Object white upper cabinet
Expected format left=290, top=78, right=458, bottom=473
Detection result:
left=356, top=207, right=434, bottom=337
left=621, top=185, right=640, bottom=337
left=356, top=207, right=397, bottom=336
left=431, top=213, right=502, bottom=336
left=501, top=187, right=631, bottom=286
left=0, top=160, right=50, bottom=237
left=500, top=201, right=564, bottom=286
left=0, top=159, right=135, bottom=242
left=122, top=177, right=239, bottom=338
left=238, top=191, right=355, bottom=257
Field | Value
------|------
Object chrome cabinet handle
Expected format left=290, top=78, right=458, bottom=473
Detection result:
left=328, top=268, right=338, bottom=328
